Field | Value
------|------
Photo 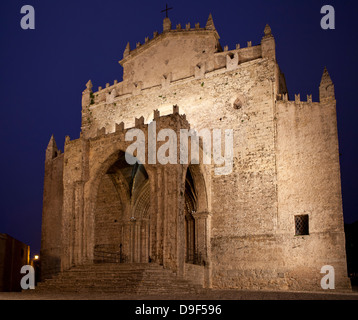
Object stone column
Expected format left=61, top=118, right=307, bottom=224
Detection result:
left=148, top=164, right=186, bottom=276
left=73, top=181, right=85, bottom=265
left=192, top=212, right=208, bottom=263
left=192, top=211, right=212, bottom=287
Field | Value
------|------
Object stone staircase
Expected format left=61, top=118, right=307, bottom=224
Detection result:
left=32, top=263, right=204, bottom=295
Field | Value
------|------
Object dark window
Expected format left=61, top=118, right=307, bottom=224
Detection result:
left=295, top=215, right=309, bottom=236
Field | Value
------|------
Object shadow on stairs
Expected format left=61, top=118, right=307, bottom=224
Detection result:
left=26, top=263, right=205, bottom=296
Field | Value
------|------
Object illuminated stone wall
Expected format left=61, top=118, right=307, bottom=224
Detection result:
left=40, top=15, right=351, bottom=291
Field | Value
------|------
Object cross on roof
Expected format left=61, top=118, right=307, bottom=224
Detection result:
left=161, top=3, right=173, bottom=18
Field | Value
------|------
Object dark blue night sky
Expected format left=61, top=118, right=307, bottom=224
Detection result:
left=0, top=0, right=357, bottom=256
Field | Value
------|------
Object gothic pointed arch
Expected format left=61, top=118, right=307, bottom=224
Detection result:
left=184, top=164, right=209, bottom=265
left=94, top=151, right=151, bottom=263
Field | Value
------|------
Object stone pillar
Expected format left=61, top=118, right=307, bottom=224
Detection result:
left=192, top=211, right=212, bottom=288
left=41, top=135, right=63, bottom=280
left=148, top=164, right=186, bottom=276
left=73, top=181, right=85, bottom=265
left=150, top=166, right=164, bottom=264
left=141, top=220, right=149, bottom=263
left=192, top=212, right=210, bottom=264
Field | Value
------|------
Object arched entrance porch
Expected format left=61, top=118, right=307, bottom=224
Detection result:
left=94, top=152, right=151, bottom=263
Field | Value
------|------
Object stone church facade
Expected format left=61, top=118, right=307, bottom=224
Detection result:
left=41, top=14, right=351, bottom=291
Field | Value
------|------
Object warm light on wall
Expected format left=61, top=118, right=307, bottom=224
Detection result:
left=34, top=255, right=39, bottom=260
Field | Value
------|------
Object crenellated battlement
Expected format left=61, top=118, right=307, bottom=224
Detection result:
left=277, top=93, right=314, bottom=104
left=83, top=38, right=273, bottom=115
left=276, top=67, right=335, bottom=106
left=64, top=105, right=188, bottom=147
left=81, top=15, right=276, bottom=114
left=120, top=15, right=220, bottom=65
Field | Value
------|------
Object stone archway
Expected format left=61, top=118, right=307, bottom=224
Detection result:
left=183, top=164, right=210, bottom=266
left=94, top=152, right=151, bottom=263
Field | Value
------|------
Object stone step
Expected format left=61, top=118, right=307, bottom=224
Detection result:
left=37, top=281, right=198, bottom=291
left=34, top=286, right=199, bottom=295
left=47, top=277, right=196, bottom=285
left=48, top=273, right=179, bottom=282
left=33, top=262, right=203, bottom=295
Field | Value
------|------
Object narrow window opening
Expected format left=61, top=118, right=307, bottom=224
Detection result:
left=295, top=215, right=309, bottom=236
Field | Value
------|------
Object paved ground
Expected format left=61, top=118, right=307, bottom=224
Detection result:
left=1, top=289, right=358, bottom=300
